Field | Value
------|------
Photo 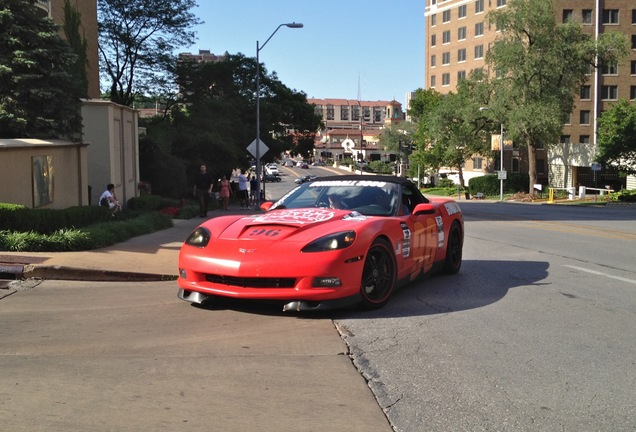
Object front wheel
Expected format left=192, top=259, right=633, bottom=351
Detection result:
left=443, top=221, right=463, bottom=274
left=359, top=238, right=397, bottom=309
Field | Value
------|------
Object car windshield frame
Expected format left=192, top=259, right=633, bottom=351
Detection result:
left=270, top=179, right=401, bottom=217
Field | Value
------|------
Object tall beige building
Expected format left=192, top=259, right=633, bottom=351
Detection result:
left=424, top=0, right=635, bottom=190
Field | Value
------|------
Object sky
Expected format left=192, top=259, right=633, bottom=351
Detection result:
left=180, top=0, right=426, bottom=107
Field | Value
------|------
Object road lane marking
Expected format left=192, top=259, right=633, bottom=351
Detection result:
left=564, top=265, right=636, bottom=285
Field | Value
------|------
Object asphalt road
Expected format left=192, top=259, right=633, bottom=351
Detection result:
left=335, top=201, right=636, bottom=432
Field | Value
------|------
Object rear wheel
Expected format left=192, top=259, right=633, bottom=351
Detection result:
left=443, top=221, right=463, bottom=274
left=359, top=238, right=396, bottom=309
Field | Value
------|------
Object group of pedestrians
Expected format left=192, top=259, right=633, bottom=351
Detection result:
left=194, top=165, right=258, bottom=216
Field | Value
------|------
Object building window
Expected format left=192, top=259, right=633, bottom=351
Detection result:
left=474, top=44, right=484, bottom=59
left=443, top=9, right=451, bottom=23
left=431, top=14, right=436, bottom=26
left=475, top=0, right=484, bottom=14
left=352, top=106, right=360, bottom=121
left=459, top=5, right=467, bottom=19
left=458, top=26, right=466, bottom=40
left=458, top=48, right=466, bottom=62
left=341, top=106, right=349, bottom=121
left=602, top=9, right=619, bottom=25
left=561, top=135, right=571, bottom=144
left=632, top=9, right=636, bottom=24
left=582, top=9, right=593, bottom=24
left=443, top=30, right=451, bottom=44
left=580, top=85, right=591, bottom=99
left=430, top=54, right=436, bottom=67
left=457, top=70, right=466, bottom=81
left=564, top=113, right=571, bottom=125
left=326, top=105, right=334, bottom=121
left=537, top=159, right=545, bottom=175
left=601, top=85, right=618, bottom=100
left=630, top=86, right=636, bottom=100
left=475, top=22, right=484, bottom=36
left=580, top=110, right=591, bottom=125
left=430, top=75, right=436, bottom=87
left=579, top=135, right=590, bottom=144
left=602, top=63, right=618, bottom=75
left=497, top=0, right=506, bottom=6
left=431, top=0, right=436, bottom=5
left=431, top=34, right=436, bottom=46
left=373, top=107, right=382, bottom=123
left=442, top=73, right=450, bottom=86
left=473, top=157, right=483, bottom=170
left=442, top=52, right=450, bottom=65
left=632, top=60, right=636, bottom=75
left=632, top=35, right=636, bottom=50
left=562, top=10, right=573, bottom=23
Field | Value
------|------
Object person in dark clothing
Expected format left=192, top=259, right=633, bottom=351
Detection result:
left=194, top=164, right=213, bottom=217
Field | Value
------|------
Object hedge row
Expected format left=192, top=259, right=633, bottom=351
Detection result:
left=0, top=212, right=173, bottom=252
left=0, top=204, right=113, bottom=234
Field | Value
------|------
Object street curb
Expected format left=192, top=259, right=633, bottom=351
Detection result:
left=22, top=264, right=177, bottom=282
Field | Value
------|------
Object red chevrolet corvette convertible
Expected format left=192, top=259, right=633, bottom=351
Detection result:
left=178, top=175, right=463, bottom=311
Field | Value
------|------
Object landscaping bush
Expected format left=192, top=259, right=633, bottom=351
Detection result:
left=127, top=195, right=180, bottom=211
left=468, top=173, right=530, bottom=197
left=0, top=212, right=173, bottom=252
left=0, top=204, right=112, bottom=234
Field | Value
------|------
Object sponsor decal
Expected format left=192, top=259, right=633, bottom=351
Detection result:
left=342, top=211, right=367, bottom=221
left=253, top=208, right=334, bottom=225
left=400, top=222, right=411, bottom=258
left=309, top=180, right=387, bottom=188
left=435, top=216, right=445, bottom=248
left=444, top=202, right=461, bottom=216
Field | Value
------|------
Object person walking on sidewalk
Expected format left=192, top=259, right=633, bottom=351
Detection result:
left=194, top=164, right=213, bottom=217
left=238, top=169, right=249, bottom=209
left=249, top=175, right=257, bottom=205
left=218, top=175, right=232, bottom=211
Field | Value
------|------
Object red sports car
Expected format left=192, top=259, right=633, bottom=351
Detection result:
left=178, top=175, right=463, bottom=311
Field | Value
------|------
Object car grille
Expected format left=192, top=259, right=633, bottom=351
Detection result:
left=205, top=274, right=296, bottom=288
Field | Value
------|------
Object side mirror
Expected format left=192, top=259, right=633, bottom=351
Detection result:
left=413, top=203, right=436, bottom=215
left=260, top=201, right=274, bottom=211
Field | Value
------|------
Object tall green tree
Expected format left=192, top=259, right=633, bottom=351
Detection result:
left=0, top=0, right=83, bottom=139
left=62, top=0, right=88, bottom=98
left=486, top=0, right=629, bottom=193
left=164, top=54, right=320, bottom=182
left=98, top=0, right=202, bottom=106
left=596, top=100, right=636, bottom=174
left=426, top=77, right=492, bottom=188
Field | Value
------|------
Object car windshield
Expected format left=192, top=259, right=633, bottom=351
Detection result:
left=270, top=179, right=400, bottom=216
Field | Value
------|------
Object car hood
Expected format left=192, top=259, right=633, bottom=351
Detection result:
left=214, top=208, right=370, bottom=242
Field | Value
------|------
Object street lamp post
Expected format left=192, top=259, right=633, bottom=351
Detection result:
left=480, top=107, right=505, bottom=202
left=255, top=22, right=303, bottom=209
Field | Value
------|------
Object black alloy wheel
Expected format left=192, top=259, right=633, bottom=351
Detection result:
left=359, top=238, right=396, bottom=309
left=443, top=221, right=462, bottom=274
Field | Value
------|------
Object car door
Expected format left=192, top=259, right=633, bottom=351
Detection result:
left=401, top=184, right=439, bottom=278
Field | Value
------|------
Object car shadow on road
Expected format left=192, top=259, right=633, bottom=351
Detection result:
left=332, top=259, right=550, bottom=319
left=190, top=259, right=549, bottom=320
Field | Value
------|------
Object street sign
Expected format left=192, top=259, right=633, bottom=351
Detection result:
left=498, top=170, right=507, bottom=180
left=247, top=139, right=269, bottom=158
left=591, top=162, right=602, bottom=171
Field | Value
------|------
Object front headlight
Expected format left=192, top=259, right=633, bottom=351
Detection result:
left=185, top=227, right=211, bottom=247
left=302, top=231, right=356, bottom=253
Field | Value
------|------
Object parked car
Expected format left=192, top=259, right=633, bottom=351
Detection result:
left=312, top=161, right=326, bottom=166
left=178, top=175, right=464, bottom=312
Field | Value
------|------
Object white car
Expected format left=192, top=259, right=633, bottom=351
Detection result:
left=266, top=166, right=279, bottom=175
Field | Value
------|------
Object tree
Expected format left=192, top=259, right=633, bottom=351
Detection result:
left=0, top=0, right=83, bottom=139
left=486, top=0, right=629, bottom=194
left=98, top=0, right=202, bottom=106
left=596, top=100, right=636, bottom=174
left=62, top=0, right=88, bottom=98
left=426, top=77, right=492, bottom=188
left=150, top=53, right=320, bottom=188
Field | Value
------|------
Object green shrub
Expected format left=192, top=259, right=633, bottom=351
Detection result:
left=0, top=212, right=173, bottom=252
left=127, top=195, right=180, bottom=211
left=0, top=204, right=112, bottom=234
left=468, top=173, right=530, bottom=196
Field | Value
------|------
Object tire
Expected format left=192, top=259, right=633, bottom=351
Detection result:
left=359, top=238, right=397, bottom=309
left=443, top=221, right=463, bottom=274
